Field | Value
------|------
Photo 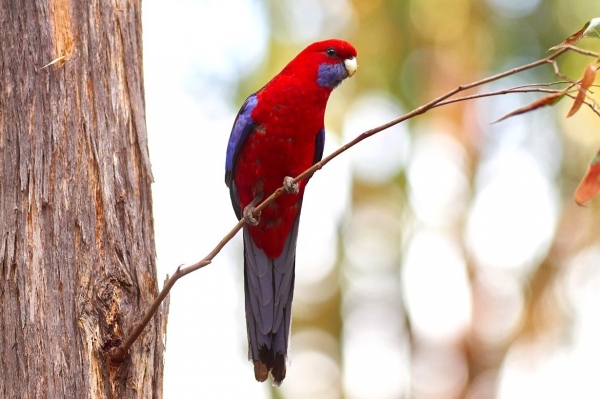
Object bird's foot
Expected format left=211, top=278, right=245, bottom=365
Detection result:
left=243, top=206, right=261, bottom=226
left=243, top=192, right=263, bottom=226
left=283, top=176, right=299, bottom=195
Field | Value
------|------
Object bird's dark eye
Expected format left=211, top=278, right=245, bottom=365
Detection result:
left=325, top=48, right=337, bottom=57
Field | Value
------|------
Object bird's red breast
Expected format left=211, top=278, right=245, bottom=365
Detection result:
left=233, top=89, right=327, bottom=257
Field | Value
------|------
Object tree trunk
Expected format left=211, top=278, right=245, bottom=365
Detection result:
left=0, top=1, right=167, bottom=398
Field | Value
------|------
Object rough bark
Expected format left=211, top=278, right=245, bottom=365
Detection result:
left=0, top=1, right=167, bottom=398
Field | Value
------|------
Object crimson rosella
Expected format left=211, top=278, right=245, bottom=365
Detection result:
left=225, top=39, right=357, bottom=385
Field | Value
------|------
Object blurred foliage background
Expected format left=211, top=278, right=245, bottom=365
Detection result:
left=144, top=0, right=600, bottom=398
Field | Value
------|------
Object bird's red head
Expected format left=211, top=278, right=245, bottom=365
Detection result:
left=284, top=39, right=358, bottom=89
left=301, top=39, right=357, bottom=64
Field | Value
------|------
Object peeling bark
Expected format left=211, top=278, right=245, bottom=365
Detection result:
left=0, top=1, right=167, bottom=398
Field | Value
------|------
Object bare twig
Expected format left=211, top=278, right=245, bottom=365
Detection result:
left=108, top=219, right=246, bottom=362
left=433, top=86, right=574, bottom=108
left=564, top=45, right=600, bottom=58
left=40, top=55, right=66, bottom=70
left=433, top=84, right=600, bottom=119
left=108, top=44, right=599, bottom=362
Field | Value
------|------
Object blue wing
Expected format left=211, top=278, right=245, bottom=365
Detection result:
left=225, top=94, right=258, bottom=220
left=313, top=128, right=325, bottom=164
left=225, top=93, right=258, bottom=188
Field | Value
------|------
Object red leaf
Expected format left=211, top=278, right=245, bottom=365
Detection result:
left=492, top=92, right=566, bottom=124
left=548, top=18, right=600, bottom=51
left=567, top=64, right=599, bottom=117
left=549, top=26, right=587, bottom=51
left=575, top=152, right=600, bottom=205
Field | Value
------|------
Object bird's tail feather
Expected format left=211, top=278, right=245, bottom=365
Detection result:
left=243, top=214, right=300, bottom=385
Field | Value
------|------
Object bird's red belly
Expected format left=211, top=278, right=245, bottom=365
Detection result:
left=234, top=126, right=314, bottom=258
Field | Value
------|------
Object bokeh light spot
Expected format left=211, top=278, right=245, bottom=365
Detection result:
left=343, top=92, right=411, bottom=183
left=402, top=229, right=472, bottom=341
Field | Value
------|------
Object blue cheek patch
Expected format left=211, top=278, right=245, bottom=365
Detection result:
left=316, top=62, right=348, bottom=89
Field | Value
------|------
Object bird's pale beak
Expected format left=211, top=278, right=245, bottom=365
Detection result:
left=344, top=57, right=358, bottom=77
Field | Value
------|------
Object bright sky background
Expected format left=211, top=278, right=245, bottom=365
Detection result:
left=143, top=0, right=269, bottom=397
left=142, top=1, right=600, bottom=398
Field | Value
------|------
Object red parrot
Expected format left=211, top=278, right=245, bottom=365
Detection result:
left=225, top=39, right=357, bottom=385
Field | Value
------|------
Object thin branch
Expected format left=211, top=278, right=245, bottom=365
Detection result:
left=564, top=45, right=600, bottom=58
left=433, top=86, right=574, bottom=108
left=547, top=59, right=573, bottom=82
left=39, top=55, right=66, bottom=70
left=108, top=219, right=246, bottom=362
left=108, top=44, right=598, bottom=362
left=577, top=98, right=600, bottom=118
left=435, top=86, right=600, bottom=119
left=509, top=81, right=573, bottom=88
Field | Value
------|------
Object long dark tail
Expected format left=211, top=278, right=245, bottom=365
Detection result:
left=242, top=214, right=300, bottom=385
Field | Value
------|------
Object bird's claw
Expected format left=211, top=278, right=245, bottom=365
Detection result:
left=243, top=206, right=260, bottom=226
left=243, top=192, right=263, bottom=226
left=283, top=176, right=299, bottom=195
